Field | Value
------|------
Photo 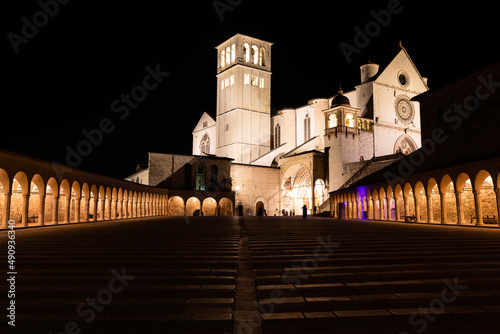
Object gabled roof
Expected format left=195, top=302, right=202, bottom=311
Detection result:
left=192, top=112, right=216, bottom=134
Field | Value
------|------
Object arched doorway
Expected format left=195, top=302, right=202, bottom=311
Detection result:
left=256, top=201, right=265, bottom=217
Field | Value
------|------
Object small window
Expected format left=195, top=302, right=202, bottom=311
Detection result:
left=231, top=44, right=236, bottom=63
left=345, top=113, right=354, bottom=127
left=203, top=122, right=208, bottom=128
left=328, top=114, right=337, bottom=128
left=304, top=114, right=311, bottom=141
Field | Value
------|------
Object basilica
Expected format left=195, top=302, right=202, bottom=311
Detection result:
left=126, top=33, right=430, bottom=216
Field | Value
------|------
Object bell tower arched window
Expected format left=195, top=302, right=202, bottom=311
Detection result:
left=221, top=50, right=226, bottom=68
left=259, top=48, right=266, bottom=66
left=252, top=45, right=259, bottom=65
left=243, top=43, right=250, bottom=62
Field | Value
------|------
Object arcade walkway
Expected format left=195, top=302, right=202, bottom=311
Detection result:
left=2, top=217, right=500, bottom=333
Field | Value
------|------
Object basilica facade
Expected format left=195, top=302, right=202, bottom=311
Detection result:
left=129, top=33, right=430, bottom=216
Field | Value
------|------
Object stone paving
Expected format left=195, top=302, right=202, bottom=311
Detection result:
left=2, top=216, right=500, bottom=333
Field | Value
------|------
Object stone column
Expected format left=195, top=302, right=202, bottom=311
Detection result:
left=39, top=195, right=46, bottom=226
left=83, top=198, right=90, bottom=222
left=63, top=196, right=71, bottom=224
left=74, top=197, right=81, bottom=223
left=92, top=198, right=98, bottom=221
left=495, top=188, right=500, bottom=226
left=440, top=192, right=447, bottom=224
left=21, top=194, right=30, bottom=227
left=386, top=197, right=392, bottom=221
left=403, top=196, right=410, bottom=220
left=426, top=194, right=434, bottom=223
left=52, top=195, right=59, bottom=225
left=368, top=199, right=374, bottom=219
left=111, top=199, right=117, bottom=220
left=414, top=195, right=421, bottom=223
left=455, top=191, right=465, bottom=225
left=395, top=197, right=402, bottom=221
left=2, top=192, right=11, bottom=229
left=380, top=197, right=386, bottom=220
left=474, top=190, right=483, bottom=225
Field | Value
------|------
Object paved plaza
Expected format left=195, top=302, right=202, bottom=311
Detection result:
left=2, top=217, right=500, bottom=333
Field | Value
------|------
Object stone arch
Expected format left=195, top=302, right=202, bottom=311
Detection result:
left=219, top=198, right=234, bottom=216
left=186, top=197, right=201, bottom=216
left=426, top=178, right=440, bottom=223
left=44, top=178, right=59, bottom=224
left=168, top=196, right=185, bottom=216
left=202, top=198, right=217, bottom=216
left=403, top=183, right=415, bottom=218
left=455, top=173, right=475, bottom=224
left=474, top=170, right=498, bottom=225
left=28, top=174, right=44, bottom=226
left=440, top=174, right=457, bottom=224
left=10, top=172, right=29, bottom=226
left=58, top=179, right=71, bottom=224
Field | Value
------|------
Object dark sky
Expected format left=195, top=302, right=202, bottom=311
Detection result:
left=2, top=0, right=498, bottom=179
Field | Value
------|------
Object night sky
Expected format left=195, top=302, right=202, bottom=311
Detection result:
left=2, top=0, right=497, bottom=179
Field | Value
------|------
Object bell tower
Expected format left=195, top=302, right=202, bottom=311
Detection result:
left=215, top=34, right=273, bottom=164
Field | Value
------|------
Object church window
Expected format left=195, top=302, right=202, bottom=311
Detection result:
left=200, top=134, right=211, bottom=155
left=226, top=47, right=231, bottom=66
left=398, top=71, right=410, bottom=87
left=328, top=114, right=337, bottom=128
left=244, top=74, right=250, bottom=85
left=203, top=122, right=208, bottom=128
left=252, top=45, right=259, bottom=64
left=230, top=75, right=234, bottom=86
left=304, top=114, right=311, bottom=141
left=221, top=50, right=226, bottom=68
left=196, top=163, right=206, bottom=191
left=345, top=113, right=354, bottom=127
left=231, top=44, right=236, bottom=63
left=274, top=124, right=281, bottom=148
left=259, top=77, right=265, bottom=88
left=259, top=48, right=266, bottom=66
left=243, top=43, right=250, bottom=62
